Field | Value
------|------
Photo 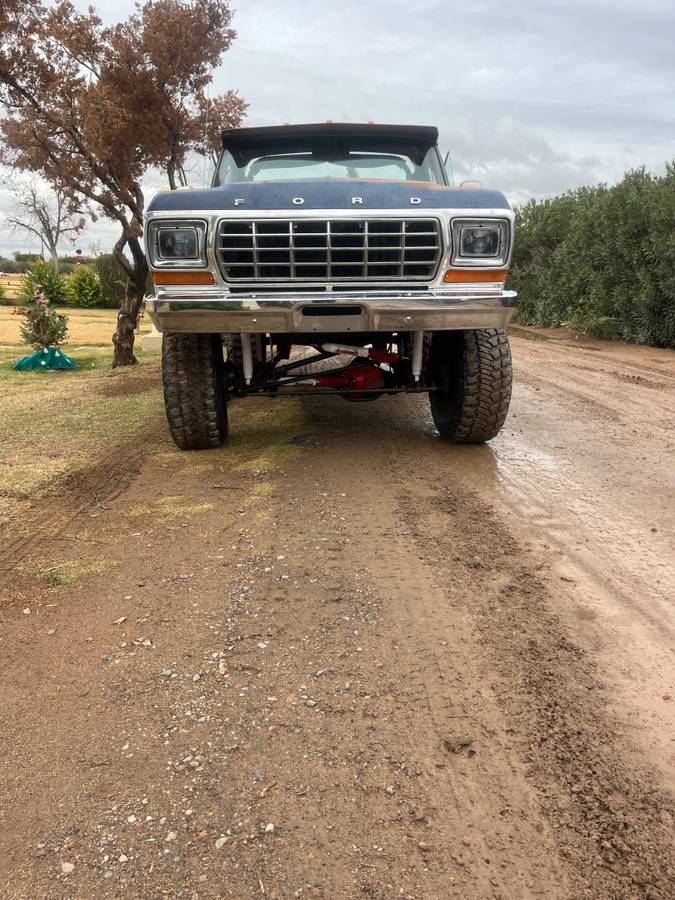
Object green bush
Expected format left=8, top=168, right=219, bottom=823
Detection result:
left=20, top=261, right=68, bottom=307
left=510, top=161, right=675, bottom=347
left=0, top=257, right=31, bottom=273
left=0, top=281, right=5, bottom=302
left=66, top=265, right=105, bottom=308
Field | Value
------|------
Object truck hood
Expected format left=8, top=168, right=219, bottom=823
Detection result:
left=147, top=178, right=510, bottom=212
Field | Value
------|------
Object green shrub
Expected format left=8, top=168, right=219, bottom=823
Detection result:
left=0, top=281, right=5, bottom=303
left=66, top=265, right=105, bottom=308
left=20, top=261, right=68, bottom=307
left=0, top=258, right=31, bottom=273
left=510, top=162, right=675, bottom=348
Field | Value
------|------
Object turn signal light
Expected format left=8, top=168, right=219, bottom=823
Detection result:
left=443, top=269, right=508, bottom=283
left=152, top=271, right=215, bottom=286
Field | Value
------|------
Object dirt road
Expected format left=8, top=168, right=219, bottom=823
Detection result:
left=1, top=332, right=674, bottom=899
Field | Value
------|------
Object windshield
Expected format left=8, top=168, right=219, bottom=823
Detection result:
left=214, top=148, right=445, bottom=186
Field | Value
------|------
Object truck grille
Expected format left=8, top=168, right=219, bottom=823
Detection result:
left=216, top=218, right=442, bottom=282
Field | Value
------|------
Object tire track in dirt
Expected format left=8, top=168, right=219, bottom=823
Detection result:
left=298, top=390, right=675, bottom=897
left=382, top=454, right=675, bottom=898
left=508, top=329, right=675, bottom=384
left=0, top=423, right=165, bottom=578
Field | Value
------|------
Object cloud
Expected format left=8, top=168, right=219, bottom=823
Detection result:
left=1, top=0, right=673, bottom=255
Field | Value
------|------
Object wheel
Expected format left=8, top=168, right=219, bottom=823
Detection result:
left=428, top=329, right=512, bottom=443
left=162, top=333, right=228, bottom=450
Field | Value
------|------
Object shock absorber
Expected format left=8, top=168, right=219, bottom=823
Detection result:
left=240, top=333, right=253, bottom=385
left=411, top=331, right=424, bottom=383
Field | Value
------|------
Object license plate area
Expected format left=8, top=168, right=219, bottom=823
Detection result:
left=299, top=305, right=365, bottom=332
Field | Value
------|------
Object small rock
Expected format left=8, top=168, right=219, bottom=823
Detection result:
left=119, top=854, right=129, bottom=863
left=265, top=823, right=275, bottom=833
left=103, top=870, right=113, bottom=879
left=385, top=786, right=394, bottom=795
left=166, top=831, right=177, bottom=842
left=47, top=628, right=56, bottom=636
left=23, top=608, right=30, bottom=615
left=418, top=841, right=430, bottom=852
left=127, top=815, right=136, bottom=824
left=61, top=861, right=75, bottom=874
left=306, top=699, right=317, bottom=707
left=113, top=617, right=126, bottom=626
left=214, top=836, right=228, bottom=849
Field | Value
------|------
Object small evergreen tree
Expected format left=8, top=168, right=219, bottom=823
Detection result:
left=67, top=265, right=105, bottom=308
left=16, top=289, right=69, bottom=349
left=20, top=261, right=67, bottom=307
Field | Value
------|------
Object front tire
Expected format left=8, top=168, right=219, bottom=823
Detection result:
left=162, top=333, right=228, bottom=450
left=428, top=329, right=512, bottom=443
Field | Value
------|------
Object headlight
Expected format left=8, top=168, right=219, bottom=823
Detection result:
left=460, top=226, right=500, bottom=257
left=158, top=227, right=198, bottom=259
left=147, top=219, right=208, bottom=268
left=450, top=219, right=509, bottom=266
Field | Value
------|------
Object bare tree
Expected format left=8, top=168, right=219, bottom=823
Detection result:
left=7, top=179, right=85, bottom=270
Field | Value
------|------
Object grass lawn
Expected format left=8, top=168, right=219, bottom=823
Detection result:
left=0, top=305, right=152, bottom=347
left=0, top=338, right=164, bottom=531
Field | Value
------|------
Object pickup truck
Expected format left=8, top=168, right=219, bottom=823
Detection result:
left=144, top=122, right=516, bottom=450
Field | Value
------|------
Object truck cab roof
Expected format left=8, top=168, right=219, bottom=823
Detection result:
left=220, top=123, right=440, bottom=167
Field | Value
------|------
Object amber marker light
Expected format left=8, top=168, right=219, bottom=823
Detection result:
left=152, top=271, right=215, bottom=286
left=443, top=269, right=508, bottom=284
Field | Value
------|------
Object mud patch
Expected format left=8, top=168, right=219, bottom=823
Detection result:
left=401, top=483, right=675, bottom=899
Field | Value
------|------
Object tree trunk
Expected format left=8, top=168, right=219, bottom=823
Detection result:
left=111, top=233, right=148, bottom=368
left=112, top=276, right=146, bottom=367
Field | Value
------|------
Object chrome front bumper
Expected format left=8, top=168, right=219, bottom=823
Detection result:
left=145, top=287, right=517, bottom=334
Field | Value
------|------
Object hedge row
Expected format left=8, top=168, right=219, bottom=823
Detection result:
left=509, top=162, right=675, bottom=347
left=0, top=254, right=130, bottom=308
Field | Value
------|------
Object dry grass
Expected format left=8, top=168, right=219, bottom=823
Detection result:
left=0, top=305, right=152, bottom=347
left=0, top=273, right=25, bottom=300
left=129, top=496, right=215, bottom=522
left=28, top=558, right=110, bottom=587
left=0, top=345, right=166, bottom=530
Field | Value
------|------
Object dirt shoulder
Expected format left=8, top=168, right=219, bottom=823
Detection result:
left=0, top=336, right=673, bottom=898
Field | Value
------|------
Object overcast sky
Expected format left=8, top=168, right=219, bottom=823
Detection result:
left=1, top=0, right=673, bottom=257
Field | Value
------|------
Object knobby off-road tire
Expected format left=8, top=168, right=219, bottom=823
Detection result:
left=162, top=333, right=228, bottom=450
left=429, top=328, right=512, bottom=443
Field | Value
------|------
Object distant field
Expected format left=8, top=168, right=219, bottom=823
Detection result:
left=0, top=306, right=151, bottom=346
left=0, top=273, right=25, bottom=300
